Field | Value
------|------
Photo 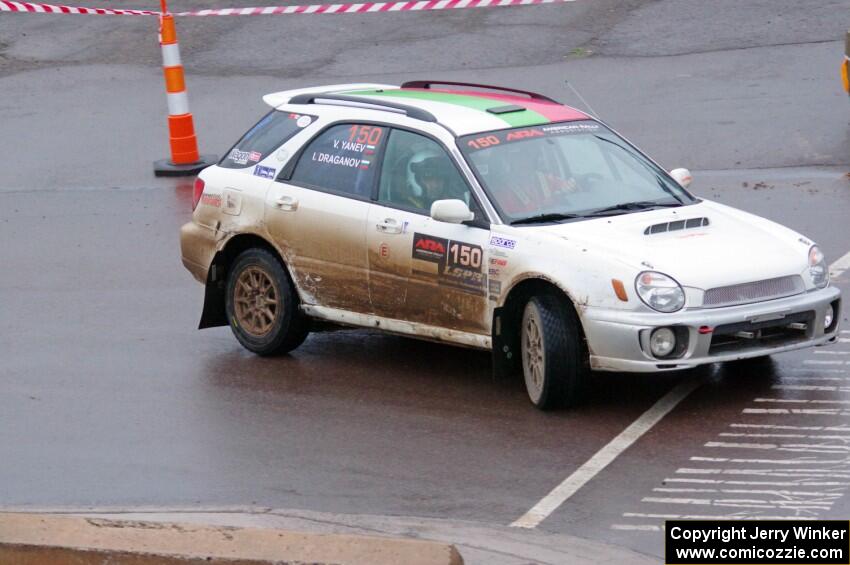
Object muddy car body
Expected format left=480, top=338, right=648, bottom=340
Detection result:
left=181, top=81, right=842, bottom=409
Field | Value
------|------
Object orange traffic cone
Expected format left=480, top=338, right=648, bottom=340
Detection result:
left=153, top=2, right=215, bottom=176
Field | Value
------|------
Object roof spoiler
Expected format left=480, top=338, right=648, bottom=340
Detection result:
left=287, top=93, right=437, bottom=123
left=262, top=83, right=398, bottom=108
left=401, top=80, right=559, bottom=103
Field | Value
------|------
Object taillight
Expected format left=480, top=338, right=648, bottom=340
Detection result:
left=192, top=177, right=205, bottom=210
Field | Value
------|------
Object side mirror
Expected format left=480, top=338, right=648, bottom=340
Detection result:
left=430, top=199, right=474, bottom=224
left=669, top=168, right=693, bottom=188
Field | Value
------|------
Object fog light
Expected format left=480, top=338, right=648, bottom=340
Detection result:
left=650, top=327, right=676, bottom=357
left=825, top=304, right=835, bottom=330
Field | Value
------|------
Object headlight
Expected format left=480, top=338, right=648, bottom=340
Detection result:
left=809, top=245, right=828, bottom=288
left=635, top=271, right=685, bottom=313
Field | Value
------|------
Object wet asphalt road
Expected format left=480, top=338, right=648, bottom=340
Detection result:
left=2, top=0, right=850, bottom=560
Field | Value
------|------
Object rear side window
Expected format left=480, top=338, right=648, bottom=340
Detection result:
left=290, top=124, right=387, bottom=199
left=219, top=111, right=315, bottom=169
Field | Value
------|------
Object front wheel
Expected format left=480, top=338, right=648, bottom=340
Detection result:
left=521, top=294, right=587, bottom=410
left=225, top=248, right=309, bottom=356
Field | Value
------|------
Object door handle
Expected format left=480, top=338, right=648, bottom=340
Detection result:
left=275, top=196, right=298, bottom=211
left=376, top=218, right=402, bottom=234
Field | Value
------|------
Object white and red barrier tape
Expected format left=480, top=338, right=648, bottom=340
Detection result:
left=0, top=0, right=574, bottom=16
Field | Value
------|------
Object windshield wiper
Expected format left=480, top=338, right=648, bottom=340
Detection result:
left=585, top=200, right=682, bottom=217
left=511, top=212, right=585, bottom=225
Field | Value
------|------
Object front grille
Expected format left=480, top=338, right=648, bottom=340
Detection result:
left=703, top=275, right=804, bottom=308
left=708, top=310, right=814, bottom=356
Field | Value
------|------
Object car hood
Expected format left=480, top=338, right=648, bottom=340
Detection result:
left=534, top=200, right=809, bottom=290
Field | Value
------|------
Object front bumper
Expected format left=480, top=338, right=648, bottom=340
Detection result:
left=582, top=286, right=841, bottom=372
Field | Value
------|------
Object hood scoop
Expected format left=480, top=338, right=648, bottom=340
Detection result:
left=644, top=217, right=710, bottom=235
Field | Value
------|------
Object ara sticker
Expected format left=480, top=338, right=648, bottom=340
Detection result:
left=248, top=151, right=262, bottom=162
left=412, top=233, right=447, bottom=263
left=489, top=258, right=508, bottom=267
left=489, top=235, right=516, bottom=250
left=489, top=280, right=502, bottom=295
left=253, top=165, right=276, bottom=179
left=297, top=115, right=312, bottom=128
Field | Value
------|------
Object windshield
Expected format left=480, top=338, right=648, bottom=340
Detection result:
left=459, top=121, right=697, bottom=224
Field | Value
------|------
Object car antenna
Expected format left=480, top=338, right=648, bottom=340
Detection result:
left=565, top=80, right=599, bottom=119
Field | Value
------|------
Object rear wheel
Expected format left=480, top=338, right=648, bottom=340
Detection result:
left=520, top=294, right=587, bottom=410
left=225, top=248, right=309, bottom=355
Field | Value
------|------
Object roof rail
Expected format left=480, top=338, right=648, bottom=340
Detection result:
left=288, top=93, right=437, bottom=123
left=401, top=80, right=559, bottom=104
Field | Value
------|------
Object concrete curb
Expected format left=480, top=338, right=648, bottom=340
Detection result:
left=0, top=513, right=464, bottom=564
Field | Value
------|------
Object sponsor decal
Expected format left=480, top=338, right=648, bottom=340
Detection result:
left=489, top=258, right=507, bottom=267
left=228, top=148, right=251, bottom=165
left=489, top=280, right=502, bottom=295
left=412, top=233, right=447, bottom=263
left=253, top=165, right=276, bottom=179
left=248, top=151, right=262, bottom=162
left=541, top=122, right=600, bottom=135
left=506, top=128, right=544, bottom=141
left=489, top=235, right=516, bottom=250
left=296, top=115, right=312, bottom=128
left=379, top=243, right=389, bottom=258
left=275, top=148, right=289, bottom=162
left=200, top=194, right=221, bottom=207
left=412, top=233, right=486, bottom=295
left=488, top=268, right=500, bottom=276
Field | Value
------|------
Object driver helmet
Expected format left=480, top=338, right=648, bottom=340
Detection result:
left=407, top=149, right=448, bottom=197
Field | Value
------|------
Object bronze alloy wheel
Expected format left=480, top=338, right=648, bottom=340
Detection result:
left=233, top=266, right=280, bottom=337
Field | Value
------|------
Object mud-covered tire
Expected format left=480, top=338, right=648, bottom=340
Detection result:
left=520, top=294, right=587, bottom=410
left=225, top=248, right=309, bottom=356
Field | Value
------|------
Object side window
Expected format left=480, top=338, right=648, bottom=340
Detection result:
left=378, top=129, right=472, bottom=214
left=220, top=111, right=315, bottom=169
left=290, top=124, right=387, bottom=199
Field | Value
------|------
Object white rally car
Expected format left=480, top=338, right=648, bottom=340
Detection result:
left=181, top=81, right=841, bottom=409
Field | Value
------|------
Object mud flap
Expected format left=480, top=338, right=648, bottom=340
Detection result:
left=492, top=307, right=520, bottom=378
left=198, top=260, right=228, bottom=329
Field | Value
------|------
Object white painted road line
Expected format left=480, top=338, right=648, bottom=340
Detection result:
left=803, top=360, right=845, bottom=365
left=721, top=432, right=850, bottom=440
left=623, top=511, right=815, bottom=520
left=509, top=376, right=702, bottom=528
left=664, top=477, right=850, bottom=487
left=774, top=384, right=850, bottom=392
left=611, top=524, right=661, bottom=531
left=744, top=408, right=850, bottom=416
left=730, top=423, right=850, bottom=432
left=829, top=251, right=850, bottom=279
left=690, top=456, right=849, bottom=465
left=677, top=468, right=850, bottom=478
left=814, top=350, right=850, bottom=355
left=754, top=398, right=850, bottom=405
left=785, top=373, right=850, bottom=378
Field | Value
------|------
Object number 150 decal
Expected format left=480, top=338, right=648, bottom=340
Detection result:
left=448, top=242, right=482, bottom=270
